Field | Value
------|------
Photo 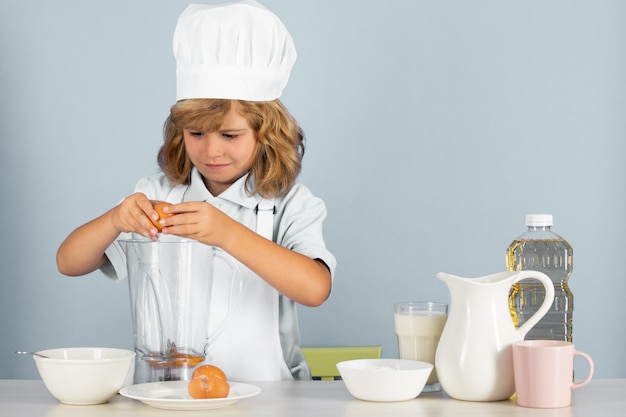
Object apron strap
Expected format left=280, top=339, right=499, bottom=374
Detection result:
left=256, top=198, right=275, bottom=240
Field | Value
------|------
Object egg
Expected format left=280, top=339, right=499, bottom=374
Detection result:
left=150, top=202, right=172, bottom=231
left=187, top=365, right=230, bottom=399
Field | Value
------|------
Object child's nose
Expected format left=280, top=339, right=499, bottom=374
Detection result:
left=203, top=135, right=224, bottom=157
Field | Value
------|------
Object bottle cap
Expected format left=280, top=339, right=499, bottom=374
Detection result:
left=525, top=214, right=553, bottom=227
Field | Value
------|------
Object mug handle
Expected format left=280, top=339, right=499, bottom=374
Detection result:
left=513, top=271, right=555, bottom=339
left=572, top=351, right=594, bottom=389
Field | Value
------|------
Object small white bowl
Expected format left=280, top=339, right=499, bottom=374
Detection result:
left=33, top=347, right=135, bottom=405
left=337, top=358, right=433, bottom=402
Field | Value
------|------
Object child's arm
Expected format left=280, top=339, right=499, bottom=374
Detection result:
left=220, top=223, right=331, bottom=307
left=56, top=193, right=161, bottom=276
left=158, top=201, right=332, bottom=307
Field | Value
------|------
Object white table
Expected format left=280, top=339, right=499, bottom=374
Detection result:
left=1, top=379, right=624, bottom=416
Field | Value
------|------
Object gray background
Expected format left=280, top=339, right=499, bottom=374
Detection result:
left=1, top=0, right=624, bottom=379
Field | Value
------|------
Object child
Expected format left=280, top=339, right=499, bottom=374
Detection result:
left=56, top=1, right=336, bottom=381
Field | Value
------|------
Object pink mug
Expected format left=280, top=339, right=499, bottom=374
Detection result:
left=512, top=340, right=594, bottom=408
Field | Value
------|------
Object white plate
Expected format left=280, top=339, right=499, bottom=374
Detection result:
left=119, top=381, right=261, bottom=410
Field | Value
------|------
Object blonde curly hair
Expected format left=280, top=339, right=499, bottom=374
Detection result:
left=158, top=99, right=304, bottom=198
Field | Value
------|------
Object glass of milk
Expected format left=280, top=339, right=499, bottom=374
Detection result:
left=394, top=301, right=448, bottom=392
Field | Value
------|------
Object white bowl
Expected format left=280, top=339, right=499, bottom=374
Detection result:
left=33, top=347, right=135, bottom=405
left=337, top=358, right=433, bottom=402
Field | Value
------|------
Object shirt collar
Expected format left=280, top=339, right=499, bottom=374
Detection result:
left=185, top=167, right=260, bottom=209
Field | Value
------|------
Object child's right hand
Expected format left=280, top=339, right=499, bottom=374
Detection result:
left=57, top=192, right=166, bottom=275
left=110, top=192, right=163, bottom=240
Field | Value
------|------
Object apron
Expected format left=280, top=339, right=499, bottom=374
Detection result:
left=167, top=186, right=294, bottom=381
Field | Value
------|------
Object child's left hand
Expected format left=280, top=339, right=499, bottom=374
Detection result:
left=159, top=201, right=235, bottom=247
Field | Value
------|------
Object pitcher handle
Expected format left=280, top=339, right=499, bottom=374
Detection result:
left=206, top=248, right=243, bottom=348
left=513, top=271, right=555, bottom=339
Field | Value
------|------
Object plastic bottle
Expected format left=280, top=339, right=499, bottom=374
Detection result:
left=506, top=214, right=573, bottom=341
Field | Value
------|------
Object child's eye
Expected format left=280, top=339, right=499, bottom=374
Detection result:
left=222, top=133, right=239, bottom=139
left=189, top=131, right=204, bottom=137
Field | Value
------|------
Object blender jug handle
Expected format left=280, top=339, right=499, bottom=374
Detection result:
left=205, top=248, right=243, bottom=348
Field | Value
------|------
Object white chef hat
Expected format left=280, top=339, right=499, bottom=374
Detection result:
left=173, top=0, right=297, bottom=102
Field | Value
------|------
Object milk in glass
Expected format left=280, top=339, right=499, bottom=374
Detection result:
left=394, top=307, right=447, bottom=386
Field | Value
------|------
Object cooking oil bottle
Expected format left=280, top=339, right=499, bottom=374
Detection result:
left=507, top=214, right=573, bottom=341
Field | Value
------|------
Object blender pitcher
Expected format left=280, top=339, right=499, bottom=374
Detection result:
left=121, top=236, right=241, bottom=383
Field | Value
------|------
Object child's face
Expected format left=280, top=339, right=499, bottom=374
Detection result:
left=183, top=107, right=257, bottom=196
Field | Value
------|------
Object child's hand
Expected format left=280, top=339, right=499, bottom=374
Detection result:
left=159, top=201, right=234, bottom=247
left=111, top=193, right=163, bottom=240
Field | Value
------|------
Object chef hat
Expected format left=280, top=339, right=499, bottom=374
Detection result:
left=173, top=0, right=297, bottom=101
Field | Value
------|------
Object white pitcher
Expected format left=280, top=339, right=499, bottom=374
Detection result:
left=435, top=271, right=554, bottom=401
